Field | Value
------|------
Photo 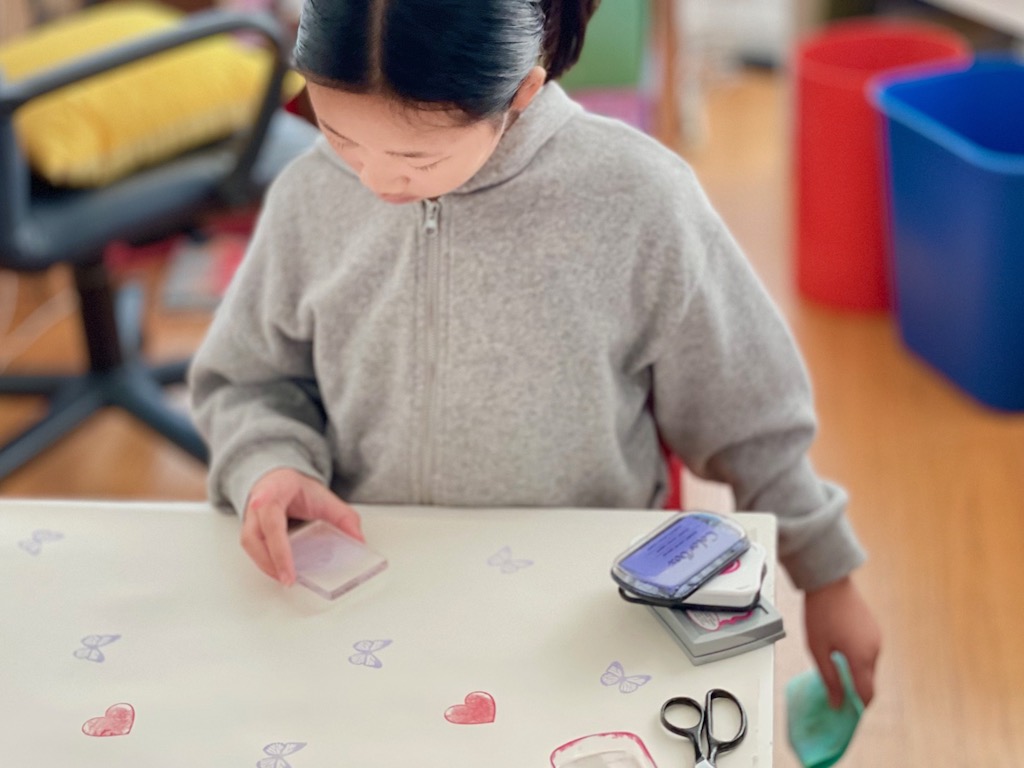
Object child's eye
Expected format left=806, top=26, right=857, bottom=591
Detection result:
left=415, top=160, right=443, bottom=172
left=325, top=133, right=355, bottom=150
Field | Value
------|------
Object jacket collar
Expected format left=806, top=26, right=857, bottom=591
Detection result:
left=454, top=82, right=580, bottom=194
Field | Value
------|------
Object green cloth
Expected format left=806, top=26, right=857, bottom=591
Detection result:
left=786, top=653, right=865, bottom=768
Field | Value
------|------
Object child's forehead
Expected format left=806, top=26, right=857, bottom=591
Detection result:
left=310, top=84, right=485, bottom=141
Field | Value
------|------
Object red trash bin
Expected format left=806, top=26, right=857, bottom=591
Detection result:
left=794, top=20, right=970, bottom=311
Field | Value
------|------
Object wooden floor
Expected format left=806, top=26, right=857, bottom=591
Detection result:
left=3, top=70, right=1023, bottom=766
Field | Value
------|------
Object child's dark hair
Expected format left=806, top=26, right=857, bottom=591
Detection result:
left=294, top=0, right=600, bottom=121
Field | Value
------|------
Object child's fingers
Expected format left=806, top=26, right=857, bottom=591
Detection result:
left=241, top=470, right=359, bottom=586
left=240, top=512, right=279, bottom=581
left=848, top=652, right=877, bottom=706
left=308, top=483, right=365, bottom=542
left=243, top=486, right=295, bottom=585
left=258, top=508, right=295, bottom=585
left=813, top=648, right=844, bottom=708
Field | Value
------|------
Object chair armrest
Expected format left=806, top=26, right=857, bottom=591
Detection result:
left=0, top=9, right=292, bottom=203
left=0, top=9, right=289, bottom=113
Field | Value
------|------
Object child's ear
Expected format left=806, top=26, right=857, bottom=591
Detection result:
left=510, top=66, right=547, bottom=112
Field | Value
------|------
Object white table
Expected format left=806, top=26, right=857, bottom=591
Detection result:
left=1, top=499, right=776, bottom=767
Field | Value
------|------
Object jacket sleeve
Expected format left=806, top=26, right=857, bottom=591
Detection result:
left=647, top=172, right=866, bottom=592
left=187, top=178, right=332, bottom=517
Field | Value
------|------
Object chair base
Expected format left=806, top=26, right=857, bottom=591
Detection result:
left=0, top=270, right=208, bottom=483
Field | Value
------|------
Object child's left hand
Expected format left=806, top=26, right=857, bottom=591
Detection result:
left=804, top=575, right=882, bottom=708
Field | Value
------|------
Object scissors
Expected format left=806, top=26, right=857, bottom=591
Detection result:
left=659, top=689, right=747, bottom=767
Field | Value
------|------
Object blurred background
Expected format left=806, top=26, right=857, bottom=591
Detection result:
left=2, top=1, right=1023, bottom=765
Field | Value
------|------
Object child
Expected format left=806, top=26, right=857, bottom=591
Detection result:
left=189, top=0, right=880, bottom=709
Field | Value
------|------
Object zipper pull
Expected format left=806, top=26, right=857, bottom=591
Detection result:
left=423, top=199, right=440, bottom=234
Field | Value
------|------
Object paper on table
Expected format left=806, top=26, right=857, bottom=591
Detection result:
left=0, top=502, right=777, bottom=768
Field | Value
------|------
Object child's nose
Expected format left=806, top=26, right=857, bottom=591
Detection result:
left=359, top=162, right=407, bottom=196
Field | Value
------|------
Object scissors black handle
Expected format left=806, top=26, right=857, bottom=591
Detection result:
left=660, top=689, right=747, bottom=766
left=659, top=695, right=706, bottom=763
left=703, top=688, right=747, bottom=763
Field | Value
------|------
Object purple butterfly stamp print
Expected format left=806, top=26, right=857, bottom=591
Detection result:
left=487, top=545, right=533, bottom=574
left=600, top=661, right=651, bottom=694
left=257, top=742, right=306, bottom=768
left=74, top=634, right=121, bottom=663
left=18, top=529, right=64, bottom=555
left=348, top=639, right=392, bottom=669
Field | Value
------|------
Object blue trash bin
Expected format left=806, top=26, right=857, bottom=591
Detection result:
left=873, top=56, right=1024, bottom=411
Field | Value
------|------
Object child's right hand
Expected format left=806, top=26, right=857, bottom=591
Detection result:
left=241, top=467, right=364, bottom=585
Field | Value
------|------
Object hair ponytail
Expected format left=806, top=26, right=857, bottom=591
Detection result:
left=540, top=0, right=601, bottom=81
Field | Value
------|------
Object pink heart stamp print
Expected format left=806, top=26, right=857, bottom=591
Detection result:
left=444, top=691, right=496, bottom=725
left=82, top=703, right=135, bottom=737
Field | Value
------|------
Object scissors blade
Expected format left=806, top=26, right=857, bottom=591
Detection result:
left=695, top=760, right=716, bottom=768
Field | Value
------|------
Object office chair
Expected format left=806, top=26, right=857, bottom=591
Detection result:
left=0, top=9, right=319, bottom=482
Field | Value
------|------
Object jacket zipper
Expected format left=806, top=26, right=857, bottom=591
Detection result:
left=419, top=199, right=442, bottom=504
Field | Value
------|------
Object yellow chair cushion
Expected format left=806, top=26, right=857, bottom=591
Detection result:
left=0, top=1, right=304, bottom=187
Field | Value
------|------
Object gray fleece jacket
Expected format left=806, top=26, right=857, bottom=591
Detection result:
left=189, top=82, right=865, bottom=591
